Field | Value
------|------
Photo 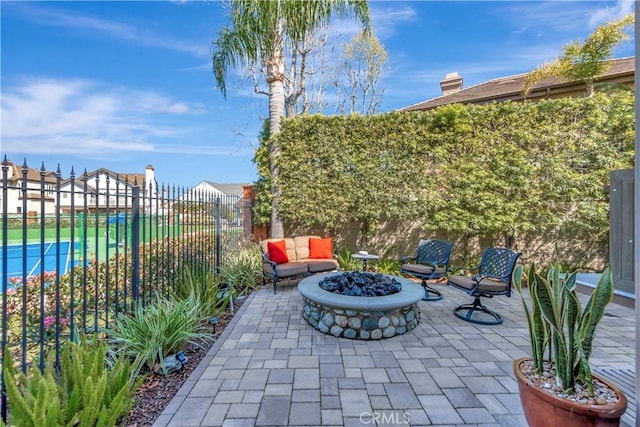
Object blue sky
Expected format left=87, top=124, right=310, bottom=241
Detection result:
left=1, top=1, right=635, bottom=188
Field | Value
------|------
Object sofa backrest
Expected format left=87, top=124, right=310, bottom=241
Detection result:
left=261, top=235, right=325, bottom=262
left=294, top=235, right=321, bottom=261
left=261, top=238, right=297, bottom=261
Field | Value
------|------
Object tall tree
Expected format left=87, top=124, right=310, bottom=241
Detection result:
left=246, top=29, right=332, bottom=117
left=284, top=30, right=331, bottom=116
left=212, top=0, right=370, bottom=238
left=336, top=30, right=387, bottom=115
left=522, top=14, right=633, bottom=97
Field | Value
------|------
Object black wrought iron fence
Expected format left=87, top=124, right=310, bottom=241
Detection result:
left=0, top=158, right=253, bottom=417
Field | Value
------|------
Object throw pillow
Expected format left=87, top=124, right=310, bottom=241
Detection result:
left=309, top=237, right=332, bottom=259
left=267, top=240, right=289, bottom=264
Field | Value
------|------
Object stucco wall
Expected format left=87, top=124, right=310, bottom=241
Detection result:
left=285, top=220, right=608, bottom=271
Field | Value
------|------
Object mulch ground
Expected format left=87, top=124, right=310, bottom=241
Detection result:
left=122, top=299, right=244, bottom=427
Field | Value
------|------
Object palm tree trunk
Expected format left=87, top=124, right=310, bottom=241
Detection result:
left=267, top=34, right=286, bottom=238
left=269, top=75, right=285, bottom=238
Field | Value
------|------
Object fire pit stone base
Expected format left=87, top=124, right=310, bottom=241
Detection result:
left=301, top=299, right=419, bottom=339
left=298, top=272, right=424, bottom=340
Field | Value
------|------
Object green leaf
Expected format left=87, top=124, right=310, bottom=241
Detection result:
left=579, top=267, right=614, bottom=360
left=532, top=272, right=562, bottom=335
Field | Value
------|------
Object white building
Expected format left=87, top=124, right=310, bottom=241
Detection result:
left=2, top=160, right=58, bottom=215
left=179, top=181, right=246, bottom=226
left=2, top=161, right=160, bottom=215
left=58, top=165, right=159, bottom=214
left=184, top=181, right=245, bottom=200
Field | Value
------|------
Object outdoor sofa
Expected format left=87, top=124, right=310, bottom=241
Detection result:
left=261, top=236, right=338, bottom=293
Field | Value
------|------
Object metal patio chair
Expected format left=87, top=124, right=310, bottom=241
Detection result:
left=447, top=247, right=521, bottom=325
left=400, top=239, right=453, bottom=301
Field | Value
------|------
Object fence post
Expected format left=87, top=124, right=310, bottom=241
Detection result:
left=242, top=185, right=253, bottom=242
left=1, top=157, right=9, bottom=422
left=38, top=163, right=46, bottom=371
left=131, top=182, right=140, bottom=302
left=215, top=197, right=221, bottom=273
left=54, top=165, right=62, bottom=371
left=69, top=168, right=76, bottom=344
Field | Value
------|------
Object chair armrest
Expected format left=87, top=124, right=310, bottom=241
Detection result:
left=428, top=262, right=452, bottom=276
left=262, top=252, right=276, bottom=268
left=450, top=264, right=480, bottom=275
left=473, top=273, right=507, bottom=282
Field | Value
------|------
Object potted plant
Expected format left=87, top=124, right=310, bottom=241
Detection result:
left=512, top=261, right=627, bottom=427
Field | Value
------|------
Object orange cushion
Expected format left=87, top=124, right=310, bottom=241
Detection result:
left=267, top=240, right=289, bottom=264
left=309, top=237, right=332, bottom=259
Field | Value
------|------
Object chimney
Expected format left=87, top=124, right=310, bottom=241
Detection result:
left=5, top=161, right=14, bottom=179
left=145, top=165, right=156, bottom=196
left=440, top=72, right=463, bottom=96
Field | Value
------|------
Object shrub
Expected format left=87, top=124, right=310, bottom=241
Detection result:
left=337, top=247, right=361, bottom=271
left=172, top=268, right=228, bottom=319
left=256, top=93, right=634, bottom=249
left=372, top=246, right=401, bottom=275
left=105, top=296, right=212, bottom=376
left=219, top=244, right=263, bottom=296
left=374, top=259, right=401, bottom=275
left=4, top=334, right=143, bottom=427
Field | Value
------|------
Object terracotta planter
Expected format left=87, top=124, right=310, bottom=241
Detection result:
left=514, top=358, right=627, bottom=427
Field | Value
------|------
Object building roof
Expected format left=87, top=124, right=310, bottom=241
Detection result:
left=400, top=57, right=635, bottom=112
left=86, top=168, right=147, bottom=184
left=4, top=160, right=58, bottom=184
left=3, top=160, right=152, bottom=187
left=58, top=168, right=148, bottom=187
left=196, top=181, right=246, bottom=196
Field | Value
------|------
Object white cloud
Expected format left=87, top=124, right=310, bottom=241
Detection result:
left=503, top=1, right=634, bottom=34
left=589, top=0, right=634, bottom=27
left=5, top=3, right=209, bottom=58
left=327, top=3, right=417, bottom=40
left=153, top=144, right=243, bottom=156
left=178, top=61, right=214, bottom=72
left=370, top=4, right=418, bottom=38
left=1, top=77, right=210, bottom=156
left=127, top=92, right=208, bottom=115
left=160, top=102, right=198, bottom=114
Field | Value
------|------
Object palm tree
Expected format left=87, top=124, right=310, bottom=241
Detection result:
left=213, top=0, right=370, bottom=238
left=522, top=14, right=633, bottom=98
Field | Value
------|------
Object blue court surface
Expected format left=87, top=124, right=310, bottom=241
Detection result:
left=1, top=242, right=81, bottom=281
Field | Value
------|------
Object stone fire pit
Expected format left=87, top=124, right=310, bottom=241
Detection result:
left=298, top=272, right=423, bottom=340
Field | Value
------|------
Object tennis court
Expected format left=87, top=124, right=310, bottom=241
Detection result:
left=1, top=242, right=80, bottom=280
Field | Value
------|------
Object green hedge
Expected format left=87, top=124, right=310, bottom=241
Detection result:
left=255, top=93, right=634, bottom=250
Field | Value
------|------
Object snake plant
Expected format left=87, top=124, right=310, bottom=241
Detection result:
left=513, top=260, right=614, bottom=395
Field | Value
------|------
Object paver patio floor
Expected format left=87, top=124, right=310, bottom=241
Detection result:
left=154, top=280, right=635, bottom=427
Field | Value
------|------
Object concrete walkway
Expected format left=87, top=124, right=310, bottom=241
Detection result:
left=154, top=281, right=635, bottom=427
